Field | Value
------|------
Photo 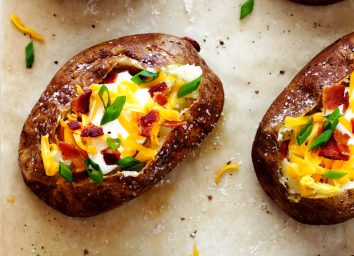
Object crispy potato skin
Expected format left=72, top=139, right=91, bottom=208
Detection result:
left=252, top=33, right=354, bottom=225
left=18, top=33, right=224, bottom=217
left=290, top=0, right=343, bottom=5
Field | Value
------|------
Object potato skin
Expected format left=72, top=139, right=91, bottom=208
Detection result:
left=289, top=0, right=343, bottom=5
left=252, top=33, right=354, bottom=225
left=18, top=33, right=224, bottom=217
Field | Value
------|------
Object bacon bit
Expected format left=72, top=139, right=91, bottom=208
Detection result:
left=318, top=137, right=349, bottom=161
left=322, top=84, right=345, bottom=110
left=101, top=148, right=121, bottom=165
left=138, top=110, right=160, bottom=137
left=103, top=72, right=118, bottom=84
left=68, top=121, right=81, bottom=130
left=58, top=142, right=82, bottom=160
left=148, top=82, right=168, bottom=97
left=333, top=130, right=350, bottom=156
left=343, top=91, right=349, bottom=113
left=72, top=89, right=92, bottom=114
left=154, top=93, right=168, bottom=105
left=162, top=120, right=187, bottom=127
left=81, top=125, right=104, bottom=137
left=280, top=140, right=290, bottom=159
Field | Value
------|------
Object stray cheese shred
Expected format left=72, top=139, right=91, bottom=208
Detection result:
left=10, top=14, right=45, bottom=42
left=215, top=163, right=240, bottom=184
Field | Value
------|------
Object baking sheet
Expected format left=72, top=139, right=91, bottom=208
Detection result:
left=1, top=0, right=354, bottom=255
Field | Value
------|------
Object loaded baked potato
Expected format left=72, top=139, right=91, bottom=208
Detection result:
left=252, top=33, right=354, bottom=225
left=290, top=0, right=343, bottom=5
left=18, top=33, right=224, bottom=217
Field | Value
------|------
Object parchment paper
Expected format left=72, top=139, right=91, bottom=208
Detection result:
left=1, top=0, right=354, bottom=255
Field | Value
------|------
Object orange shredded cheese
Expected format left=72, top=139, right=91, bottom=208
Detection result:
left=10, top=14, right=44, bottom=42
left=192, top=244, right=199, bottom=256
left=215, top=163, right=240, bottom=184
left=7, top=196, right=15, bottom=203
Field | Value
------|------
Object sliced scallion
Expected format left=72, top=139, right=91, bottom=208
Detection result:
left=177, top=76, right=202, bottom=98
left=117, top=157, right=143, bottom=170
left=25, top=41, right=34, bottom=68
left=98, top=84, right=111, bottom=109
left=84, top=158, right=103, bottom=185
left=240, top=0, right=254, bottom=20
left=59, top=161, right=73, bottom=183
left=106, top=137, right=121, bottom=150
left=100, top=96, right=126, bottom=125
left=296, top=118, right=313, bottom=145
left=131, top=70, right=159, bottom=85
left=323, top=170, right=347, bottom=179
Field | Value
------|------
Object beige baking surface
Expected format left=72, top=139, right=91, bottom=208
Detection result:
left=1, top=0, right=354, bottom=255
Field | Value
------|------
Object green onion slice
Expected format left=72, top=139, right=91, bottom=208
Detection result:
left=25, top=41, right=34, bottom=68
left=100, top=96, right=126, bottom=125
left=98, top=84, right=111, bottom=109
left=324, top=108, right=342, bottom=130
left=106, top=137, right=121, bottom=150
left=59, top=161, right=73, bottom=183
left=309, top=129, right=333, bottom=151
left=296, top=118, right=313, bottom=145
left=323, top=170, right=347, bottom=179
left=117, top=157, right=144, bottom=170
left=84, top=158, right=103, bottom=185
left=240, top=0, right=254, bottom=20
left=177, top=76, right=202, bottom=98
left=131, top=70, right=159, bottom=85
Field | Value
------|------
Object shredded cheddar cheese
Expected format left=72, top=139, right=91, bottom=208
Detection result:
left=7, top=196, right=15, bottom=203
left=215, top=163, right=240, bottom=184
left=41, top=134, right=59, bottom=176
left=10, top=14, right=45, bottom=42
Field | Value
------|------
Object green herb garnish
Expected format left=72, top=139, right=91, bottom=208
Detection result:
left=131, top=70, right=159, bottom=85
left=106, top=137, right=121, bottom=150
left=25, top=41, right=34, bottom=68
left=84, top=158, right=103, bottom=185
left=98, top=84, right=111, bottom=109
left=100, top=96, right=126, bottom=125
left=310, top=108, right=341, bottom=151
left=117, top=157, right=144, bottom=170
left=296, top=118, right=313, bottom=145
left=59, top=161, right=73, bottom=183
left=240, top=0, right=254, bottom=20
left=177, top=76, right=202, bottom=98
left=323, top=170, right=347, bottom=179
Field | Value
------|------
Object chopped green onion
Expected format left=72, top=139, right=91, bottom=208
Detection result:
left=323, top=170, right=347, bottom=179
left=59, top=161, right=73, bottom=183
left=296, top=118, right=313, bottom=145
left=106, top=137, right=121, bottom=150
left=310, top=108, right=341, bottom=150
left=324, top=108, right=342, bottom=130
left=84, top=158, right=103, bottom=185
left=309, top=129, right=333, bottom=151
left=117, top=157, right=144, bottom=170
left=177, top=76, right=202, bottom=98
left=98, top=84, right=111, bottom=109
left=25, top=41, right=34, bottom=68
left=131, top=70, right=159, bottom=85
left=240, top=0, right=254, bottom=20
left=100, top=96, right=126, bottom=125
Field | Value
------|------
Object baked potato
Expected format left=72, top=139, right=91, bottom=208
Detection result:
left=18, top=33, right=224, bottom=217
left=252, top=33, right=354, bottom=225
left=289, top=0, right=343, bottom=5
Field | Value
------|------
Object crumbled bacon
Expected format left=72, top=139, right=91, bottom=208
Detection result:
left=68, top=121, right=81, bottom=130
left=138, top=110, right=160, bottom=137
left=318, top=137, right=349, bottom=161
left=103, top=72, right=118, bottom=84
left=148, top=82, right=168, bottom=97
left=154, top=93, right=168, bottom=105
left=162, top=120, right=187, bottom=127
left=333, top=130, right=350, bottom=157
left=81, top=125, right=104, bottom=137
left=72, top=89, right=92, bottom=114
left=322, top=84, right=345, bottom=110
left=343, top=91, right=349, bottom=113
left=58, top=142, right=82, bottom=160
left=101, top=148, right=121, bottom=165
left=280, top=140, right=290, bottom=159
